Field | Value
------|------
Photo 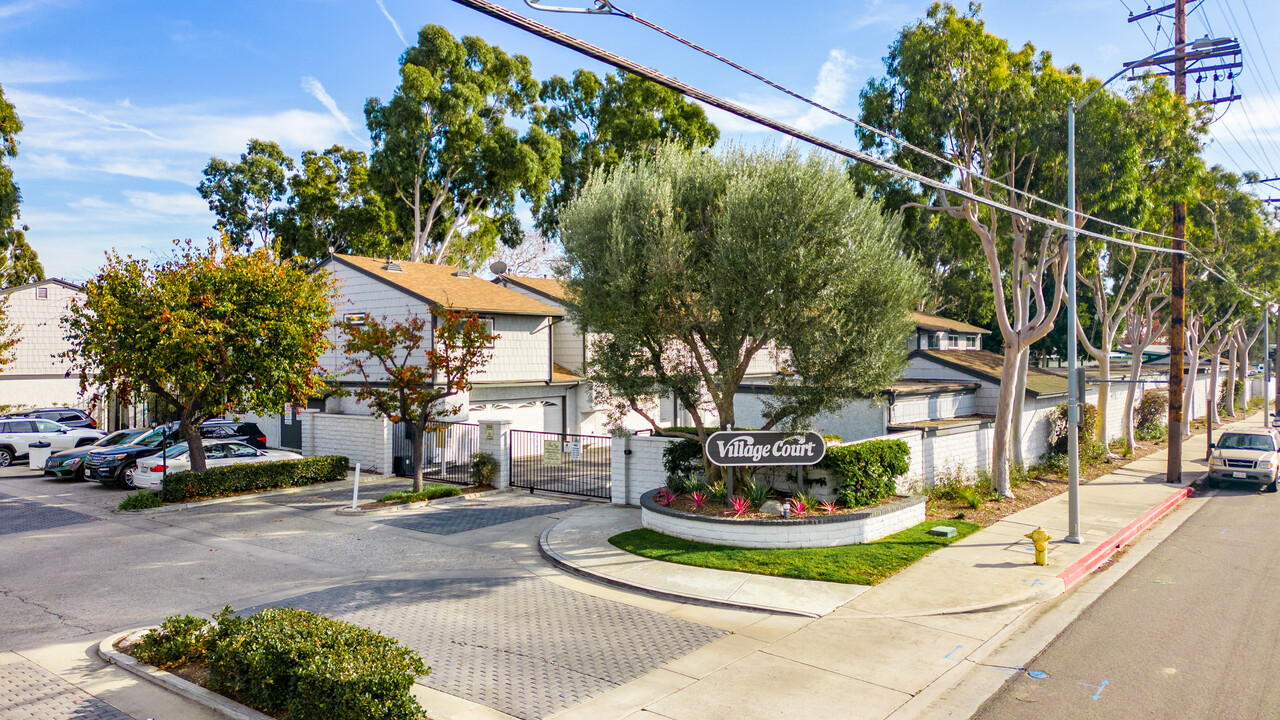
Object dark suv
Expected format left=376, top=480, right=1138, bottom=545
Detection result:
left=84, top=420, right=269, bottom=487
left=6, top=407, right=97, bottom=429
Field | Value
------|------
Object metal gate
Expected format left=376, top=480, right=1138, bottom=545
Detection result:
left=509, top=429, right=611, bottom=499
left=280, top=404, right=302, bottom=450
left=392, top=421, right=481, bottom=484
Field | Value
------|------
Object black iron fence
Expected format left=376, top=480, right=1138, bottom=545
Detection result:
left=392, top=421, right=481, bottom=484
left=509, top=429, right=612, bottom=499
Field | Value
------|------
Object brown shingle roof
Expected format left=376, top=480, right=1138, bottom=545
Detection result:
left=911, top=349, right=1068, bottom=397
left=912, top=312, right=991, bottom=335
left=331, top=255, right=563, bottom=317
left=501, top=275, right=568, bottom=303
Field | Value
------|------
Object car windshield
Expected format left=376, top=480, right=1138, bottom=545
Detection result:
left=1218, top=433, right=1276, bottom=451
left=134, top=427, right=173, bottom=447
left=160, top=443, right=190, bottom=458
left=97, top=430, right=144, bottom=447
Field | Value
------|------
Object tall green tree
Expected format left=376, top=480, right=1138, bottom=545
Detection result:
left=0, top=84, right=44, bottom=287
left=537, top=70, right=719, bottom=238
left=562, top=143, right=920, bottom=494
left=275, top=145, right=397, bottom=261
left=859, top=2, right=1074, bottom=495
left=198, top=139, right=294, bottom=250
left=365, top=24, right=560, bottom=268
left=63, top=239, right=335, bottom=472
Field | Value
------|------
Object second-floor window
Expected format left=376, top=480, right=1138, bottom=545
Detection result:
left=966, top=335, right=978, bottom=349
left=927, top=333, right=940, bottom=349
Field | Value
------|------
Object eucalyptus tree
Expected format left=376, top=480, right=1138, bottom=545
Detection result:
left=537, top=69, right=719, bottom=238
left=562, top=144, right=920, bottom=492
left=275, top=145, right=397, bottom=261
left=858, top=2, right=1082, bottom=496
left=1119, top=287, right=1169, bottom=450
left=198, top=139, right=294, bottom=250
left=365, top=24, right=560, bottom=267
left=0, top=83, right=43, bottom=287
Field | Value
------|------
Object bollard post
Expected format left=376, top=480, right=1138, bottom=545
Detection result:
left=351, top=463, right=361, bottom=510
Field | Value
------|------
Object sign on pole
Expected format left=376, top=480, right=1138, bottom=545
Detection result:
left=705, top=431, right=826, bottom=467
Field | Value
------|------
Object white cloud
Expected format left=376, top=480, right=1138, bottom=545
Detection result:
left=301, top=76, right=366, bottom=147
left=123, top=190, right=209, bottom=217
left=795, top=50, right=860, bottom=132
left=0, top=58, right=82, bottom=84
left=701, top=50, right=862, bottom=136
left=7, top=88, right=351, bottom=184
left=847, top=0, right=913, bottom=32
left=0, top=1, right=40, bottom=20
left=374, top=0, right=409, bottom=47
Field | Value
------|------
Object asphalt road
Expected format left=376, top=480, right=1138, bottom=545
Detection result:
left=976, top=482, right=1280, bottom=720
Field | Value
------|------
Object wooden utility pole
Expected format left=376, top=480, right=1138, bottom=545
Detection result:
left=1167, top=0, right=1187, bottom=484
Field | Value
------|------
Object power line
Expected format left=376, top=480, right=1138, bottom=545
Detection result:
left=456, top=0, right=1193, bottom=259
left=1212, top=0, right=1280, bottom=173
left=525, top=0, right=1204, bottom=249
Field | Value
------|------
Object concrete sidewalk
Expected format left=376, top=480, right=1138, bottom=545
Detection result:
left=534, top=416, right=1247, bottom=720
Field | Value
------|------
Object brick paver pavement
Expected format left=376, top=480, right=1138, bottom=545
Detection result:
left=380, top=495, right=581, bottom=535
left=0, top=497, right=95, bottom=536
left=251, top=575, right=723, bottom=719
left=0, top=659, right=133, bottom=720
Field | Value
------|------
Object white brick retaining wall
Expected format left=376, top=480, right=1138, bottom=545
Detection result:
left=611, top=434, right=682, bottom=505
left=640, top=489, right=926, bottom=548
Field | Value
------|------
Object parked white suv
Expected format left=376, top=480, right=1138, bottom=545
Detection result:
left=1207, top=429, right=1280, bottom=492
left=0, top=418, right=105, bottom=467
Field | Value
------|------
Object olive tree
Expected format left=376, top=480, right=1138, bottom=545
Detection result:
left=562, top=143, right=921, bottom=491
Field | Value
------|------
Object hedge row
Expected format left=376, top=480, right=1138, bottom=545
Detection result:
left=160, top=455, right=349, bottom=503
left=814, top=439, right=910, bottom=507
left=133, top=606, right=427, bottom=720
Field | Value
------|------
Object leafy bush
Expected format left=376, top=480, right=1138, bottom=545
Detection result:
left=132, top=614, right=210, bottom=670
left=926, top=468, right=997, bottom=509
left=816, top=439, right=910, bottom=507
left=118, top=490, right=163, bottom=511
left=1047, top=403, right=1106, bottom=465
left=742, top=478, right=774, bottom=508
left=1135, top=389, right=1168, bottom=439
left=470, top=452, right=499, bottom=485
left=821, top=434, right=842, bottom=443
left=206, top=606, right=428, bottom=720
left=161, top=456, right=349, bottom=503
left=380, top=484, right=463, bottom=504
left=662, top=437, right=704, bottom=487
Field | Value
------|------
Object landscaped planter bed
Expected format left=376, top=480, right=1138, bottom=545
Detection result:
left=640, top=488, right=926, bottom=549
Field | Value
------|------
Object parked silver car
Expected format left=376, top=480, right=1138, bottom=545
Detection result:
left=1207, top=429, right=1280, bottom=492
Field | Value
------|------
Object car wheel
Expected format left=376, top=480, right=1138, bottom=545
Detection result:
left=1268, top=474, right=1278, bottom=494
left=0, top=448, right=11, bottom=468
left=119, top=463, right=137, bottom=489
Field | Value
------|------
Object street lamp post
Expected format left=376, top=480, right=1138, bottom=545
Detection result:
left=1064, top=36, right=1228, bottom=544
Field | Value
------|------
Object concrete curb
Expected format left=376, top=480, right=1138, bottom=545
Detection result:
left=335, top=486, right=509, bottom=516
left=1056, top=483, right=1195, bottom=588
left=112, top=474, right=382, bottom=515
left=97, top=630, right=274, bottom=720
left=536, top=523, right=818, bottom=618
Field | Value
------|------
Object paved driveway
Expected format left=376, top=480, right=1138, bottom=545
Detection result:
left=0, top=467, right=723, bottom=720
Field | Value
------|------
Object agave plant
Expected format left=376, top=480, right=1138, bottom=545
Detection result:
left=655, top=488, right=675, bottom=507
left=729, top=495, right=750, bottom=517
left=822, top=500, right=838, bottom=515
left=691, top=491, right=706, bottom=510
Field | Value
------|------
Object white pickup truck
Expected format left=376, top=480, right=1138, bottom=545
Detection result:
left=1207, top=429, right=1280, bottom=492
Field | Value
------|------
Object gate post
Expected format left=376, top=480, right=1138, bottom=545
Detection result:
left=479, top=420, right=512, bottom=489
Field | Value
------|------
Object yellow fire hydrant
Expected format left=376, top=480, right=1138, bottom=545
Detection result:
left=1025, top=527, right=1052, bottom=566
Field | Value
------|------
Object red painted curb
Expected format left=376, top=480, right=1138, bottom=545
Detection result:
left=1056, top=485, right=1193, bottom=588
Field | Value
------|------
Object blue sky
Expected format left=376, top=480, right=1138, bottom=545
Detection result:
left=3, top=0, right=1278, bottom=281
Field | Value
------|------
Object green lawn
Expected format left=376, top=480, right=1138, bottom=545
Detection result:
left=609, top=519, right=980, bottom=586
left=379, top=484, right=463, bottom=504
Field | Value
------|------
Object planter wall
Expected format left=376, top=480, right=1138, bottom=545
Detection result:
left=640, top=489, right=926, bottom=549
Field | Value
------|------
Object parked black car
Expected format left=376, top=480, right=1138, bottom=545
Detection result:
left=5, top=407, right=98, bottom=429
left=84, top=420, right=269, bottom=487
left=43, top=428, right=148, bottom=480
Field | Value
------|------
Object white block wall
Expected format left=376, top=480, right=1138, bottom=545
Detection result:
left=610, top=434, right=681, bottom=505
left=305, top=413, right=391, bottom=474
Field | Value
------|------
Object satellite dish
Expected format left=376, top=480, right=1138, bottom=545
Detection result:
left=489, top=261, right=508, bottom=276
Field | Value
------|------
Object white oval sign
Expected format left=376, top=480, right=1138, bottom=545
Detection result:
left=705, top=431, right=826, bottom=467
